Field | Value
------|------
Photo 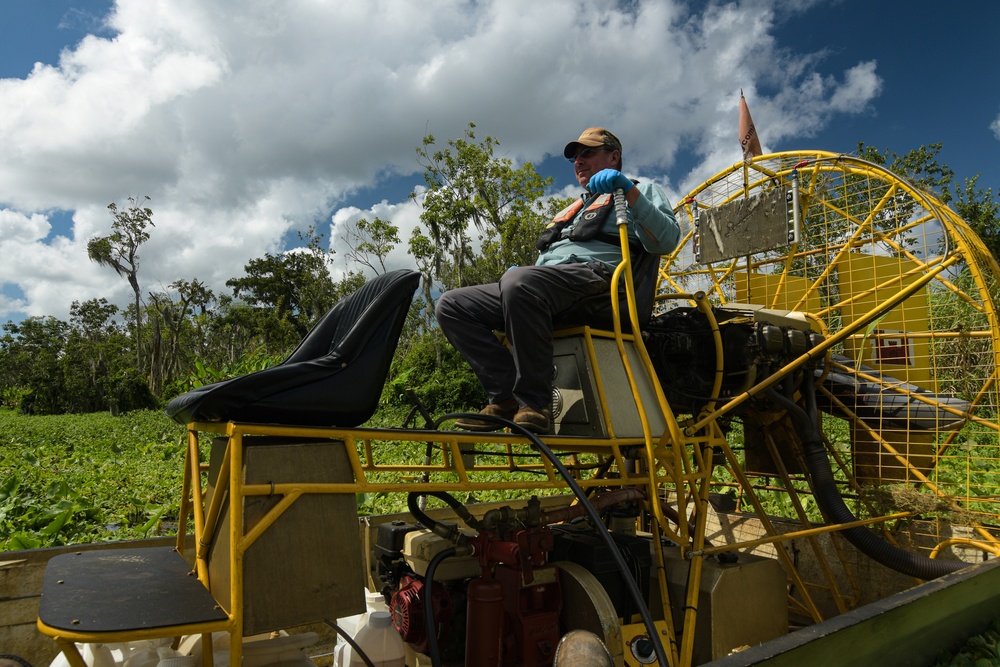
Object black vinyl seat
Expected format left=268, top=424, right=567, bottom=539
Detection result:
left=552, top=250, right=661, bottom=332
left=165, top=269, right=420, bottom=427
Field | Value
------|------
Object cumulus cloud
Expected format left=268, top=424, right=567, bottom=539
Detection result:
left=0, top=210, right=51, bottom=243
left=992, top=111, right=1000, bottom=141
left=0, top=0, right=883, bottom=323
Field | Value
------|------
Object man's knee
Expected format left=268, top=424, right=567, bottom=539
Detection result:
left=499, top=266, right=542, bottom=306
left=501, top=265, right=536, bottom=286
left=435, top=290, right=453, bottom=319
left=435, top=288, right=467, bottom=326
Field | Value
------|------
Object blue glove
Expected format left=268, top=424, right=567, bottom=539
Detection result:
left=588, top=169, right=634, bottom=194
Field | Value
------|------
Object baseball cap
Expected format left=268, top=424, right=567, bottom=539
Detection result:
left=563, top=127, right=623, bottom=159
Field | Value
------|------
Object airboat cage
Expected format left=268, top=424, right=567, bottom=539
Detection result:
left=659, top=150, right=1000, bottom=589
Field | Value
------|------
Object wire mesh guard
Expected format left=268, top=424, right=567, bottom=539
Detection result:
left=659, top=151, right=1000, bottom=570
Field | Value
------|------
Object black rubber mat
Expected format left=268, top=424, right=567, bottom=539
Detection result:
left=39, top=547, right=228, bottom=633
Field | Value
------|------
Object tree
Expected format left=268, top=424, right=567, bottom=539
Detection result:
left=949, top=175, right=1000, bottom=264
left=406, top=124, right=557, bottom=366
left=146, top=279, right=215, bottom=395
left=857, top=143, right=1000, bottom=263
left=61, top=299, right=131, bottom=413
left=407, top=227, right=444, bottom=366
left=388, top=124, right=566, bottom=411
left=87, top=196, right=154, bottom=373
left=226, top=225, right=337, bottom=342
left=412, top=122, right=555, bottom=290
left=0, top=302, right=157, bottom=414
left=0, top=316, right=70, bottom=414
left=857, top=143, right=953, bottom=193
left=343, top=217, right=400, bottom=274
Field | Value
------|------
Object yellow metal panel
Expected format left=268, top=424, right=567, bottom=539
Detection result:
left=736, top=272, right=821, bottom=314
left=839, top=254, right=932, bottom=390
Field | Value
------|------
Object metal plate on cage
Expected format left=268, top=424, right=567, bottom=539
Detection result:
left=694, top=185, right=800, bottom=264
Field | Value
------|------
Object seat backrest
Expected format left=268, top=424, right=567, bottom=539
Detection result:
left=552, top=251, right=661, bottom=332
left=165, top=269, right=421, bottom=426
left=284, top=269, right=417, bottom=365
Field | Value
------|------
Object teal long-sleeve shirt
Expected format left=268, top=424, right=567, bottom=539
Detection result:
left=535, top=181, right=679, bottom=270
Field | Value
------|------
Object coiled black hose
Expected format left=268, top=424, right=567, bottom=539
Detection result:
left=768, top=381, right=964, bottom=580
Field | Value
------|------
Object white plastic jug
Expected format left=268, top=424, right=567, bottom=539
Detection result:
left=122, top=641, right=161, bottom=667
left=106, top=643, right=133, bottom=665
left=336, top=589, right=391, bottom=666
left=337, top=589, right=389, bottom=644
left=348, top=611, right=404, bottom=667
left=175, top=632, right=228, bottom=666
left=82, top=645, right=115, bottom=667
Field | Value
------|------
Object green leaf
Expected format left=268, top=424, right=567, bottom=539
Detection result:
left=856, top=313, right=888, bottom=368
left=0, top=475, right=18, bottom=501
left=139, top=505, right=166, bottom=537
left=45, top=479, right=70, bottom=499
left=40, top=509, right=72, bottom=536
left=5, top=532, right=43, bottom=550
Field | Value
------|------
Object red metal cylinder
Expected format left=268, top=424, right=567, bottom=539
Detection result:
left=465, top=575, right=505, bottom=667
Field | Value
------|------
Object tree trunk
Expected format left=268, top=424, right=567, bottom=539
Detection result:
left=129, top=273, right=142, bottom=374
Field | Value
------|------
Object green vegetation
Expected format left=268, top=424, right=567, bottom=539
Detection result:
left=0, top=321, right=488, bottom=550
left=0, top=409, right=187, bottom=549
left=0, top=377, right=486, bottom=550
left=935, top=616, right=1000, bottom=666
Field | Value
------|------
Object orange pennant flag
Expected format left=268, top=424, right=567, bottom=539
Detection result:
left=739, top=90, right=763, bottom=163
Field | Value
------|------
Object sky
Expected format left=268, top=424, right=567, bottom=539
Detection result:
left=1, top=0, right=998, bottom=326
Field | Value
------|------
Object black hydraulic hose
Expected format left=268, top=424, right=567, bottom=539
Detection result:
left=767, top=382, right=964, bottom=580
left=321, top=620, right=376, bottom=667
left=439, top=412, right=669, bottom=667
left=0, top=657, right=33, bottom=667
left=407, top=490, right=482, bottom=532
left=424, top=546, right=457, bottom=667
left=406, top=491, right=438, bottom=531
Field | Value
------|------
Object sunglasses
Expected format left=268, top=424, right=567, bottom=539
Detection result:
left=568, top=147, right=609, bottom=163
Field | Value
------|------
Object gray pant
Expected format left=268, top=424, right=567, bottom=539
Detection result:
left=435, top=263, right=611, bottom=409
